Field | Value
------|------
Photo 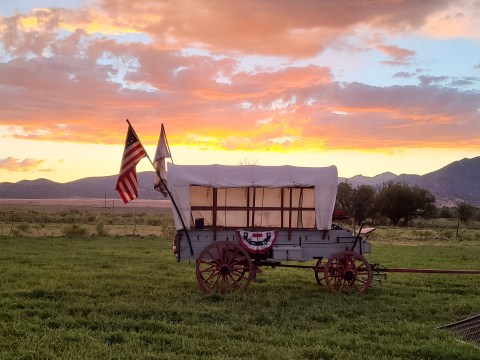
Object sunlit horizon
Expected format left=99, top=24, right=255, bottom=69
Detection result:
left=1, top=1, right=479, bottom=185
left=2, top=136, right=478, bottom=184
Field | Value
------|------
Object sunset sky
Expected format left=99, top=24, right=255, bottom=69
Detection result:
left=1, top=0, right=479, bottom=184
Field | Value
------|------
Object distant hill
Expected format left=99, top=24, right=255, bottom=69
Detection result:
left=0, top=156, right=479, bottom=206
left=345, top=172, right=398, bottom=187
left=399, top=157, right=480, bottom=206
left=0, top=172, right=164, bottom=201
left=338, top=157, right=480, bottom=206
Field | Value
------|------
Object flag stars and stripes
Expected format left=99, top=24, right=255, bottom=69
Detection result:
left=115, top=124, right=147, bottom=203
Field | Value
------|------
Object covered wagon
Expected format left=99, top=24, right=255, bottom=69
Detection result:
left=168, top=164, right=373, bottom=294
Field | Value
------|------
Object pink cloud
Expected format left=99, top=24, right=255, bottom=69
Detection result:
left=0, top=157, right=47, bottom=172
left=376, top=44, right=416, bottom=66
left=97, top=0, right=455, bottom=56
left=0, top=0, right=478, bottom=155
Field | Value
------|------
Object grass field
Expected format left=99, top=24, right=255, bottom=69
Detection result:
left=0, top=205, right=479, bottom=359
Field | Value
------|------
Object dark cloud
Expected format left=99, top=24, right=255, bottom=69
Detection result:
left=393, top=72, right=415, bottom=78
left=418, top=75, right=449, bottom=87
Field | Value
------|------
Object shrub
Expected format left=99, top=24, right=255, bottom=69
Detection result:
left=16, top=223, right=31, bottom=234
left=62, top=224, right=88, bottom=238
left=439, top=229, right=455, bottom=240
left=95, top=223, right=109, bottom=237
left=146, top=218, right=161, bottom=226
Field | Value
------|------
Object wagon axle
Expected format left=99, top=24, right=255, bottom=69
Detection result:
left=219, top=265, right=231, bottom=276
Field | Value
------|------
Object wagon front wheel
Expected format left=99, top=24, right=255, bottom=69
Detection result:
left=196, top=241, right=254, bottom=294
left=324, top=251, right=372, bottom=294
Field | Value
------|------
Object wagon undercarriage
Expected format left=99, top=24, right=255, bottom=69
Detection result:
left=195, top=242, right=373, bottom=295
left=175, top=227, right=480, bottom=295
left=176, top=225, right=375, bottom=295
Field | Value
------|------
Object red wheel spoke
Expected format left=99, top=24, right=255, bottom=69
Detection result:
left=219, top=250, right=227, bottom=264
left=229, top=259, right=244, bottom=267
left=230, top=268, right=245, bottom=276
left=227, top=273, right=242, bottom=287
left=356, top=277, right=367, bottom=284
left=228, top=248, right=239, bottom=262
left=333, top=259, right=345, bottom=271
left=206, top=250, right=218, bottom=262
left=346, top=282, right=353, bottom=294
left=207, top=273, right=222, bottom=290
left=204, top=270, right=220, bottom=283
left=199, top=264, right=217, bottom=273
left=332, top=277, right=343, bottom=289
left=352, top=282, right=361, bottom=294
left=324, top=251, right=372, bottom=295
left=218, top=275, right=226, bottom=293
left=196, top=242, right=253, bottom=294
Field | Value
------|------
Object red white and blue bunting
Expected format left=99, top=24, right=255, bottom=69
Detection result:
left=237, top=229, right=278, bottom=254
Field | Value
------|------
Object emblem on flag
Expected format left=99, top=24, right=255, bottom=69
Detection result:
left=237, top=230, right=278, bottom=254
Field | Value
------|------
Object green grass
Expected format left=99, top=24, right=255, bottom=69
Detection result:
left=0, top=233, right=479, bottom=359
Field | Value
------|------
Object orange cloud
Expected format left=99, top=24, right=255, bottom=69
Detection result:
left=0, top=0, right=479, bottom=157
left=421, top=2, right=480, bottom=39
left=0, top=157, right=47, bottom=172
left=97, top=0, right=456, bottom=56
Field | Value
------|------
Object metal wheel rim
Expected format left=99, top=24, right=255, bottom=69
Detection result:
left=196, top=241, right=253, bottom=294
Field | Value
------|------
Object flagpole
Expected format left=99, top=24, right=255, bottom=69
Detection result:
left=125, top=119, right=194, bottom=256
left=161, top=123, right=173, bottom=164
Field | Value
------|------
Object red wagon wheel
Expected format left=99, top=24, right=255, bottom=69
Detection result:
left=196, top=241, right=254, bottom=294
left=324, top=251, right=372, bottom=294
left=313, top=258, right=327, bottom=286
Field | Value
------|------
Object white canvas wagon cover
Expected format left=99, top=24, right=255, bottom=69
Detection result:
left=167, top=164, right=338, bottom=231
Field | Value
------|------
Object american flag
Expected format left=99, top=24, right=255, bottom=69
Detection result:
left=115, top=125, right=147, bottom=203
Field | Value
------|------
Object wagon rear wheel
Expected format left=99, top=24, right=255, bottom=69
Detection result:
left=196, top=241, right=254, bottom=294
left=324, top=251, right=372, bottom=294
left=313, top=258, right=327, bottom=286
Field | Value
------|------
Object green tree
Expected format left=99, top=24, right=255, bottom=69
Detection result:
left=375, top=181, right=436, bottom=226
left=336, top=181, right=354, bottom=215
left=336, top=182, right=376, bottom=225
left=455, top=202, right=476, bottom=239
left=439, top=206, right=453, bottom=218
left=409, top=186, right=437, bottom=222
left=352, top=185, right=376, bottom=225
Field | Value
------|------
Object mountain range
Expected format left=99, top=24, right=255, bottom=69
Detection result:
left=1, top=156, right=479, bottom=206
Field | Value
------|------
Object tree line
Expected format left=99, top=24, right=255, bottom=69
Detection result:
left=336, top=180, right=479, bottom=227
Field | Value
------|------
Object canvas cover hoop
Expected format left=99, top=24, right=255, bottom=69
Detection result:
left=167, top=164, right=338, bottom=231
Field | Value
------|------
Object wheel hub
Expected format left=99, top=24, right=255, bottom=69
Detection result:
left=219, top=265, right=230, bottom=276
left=344, top=270, right=355, bottom=281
